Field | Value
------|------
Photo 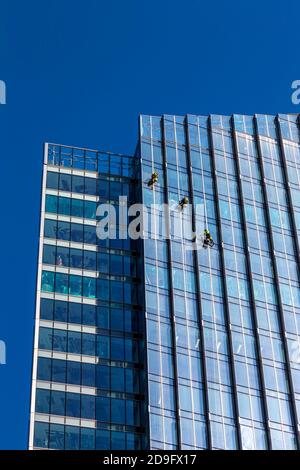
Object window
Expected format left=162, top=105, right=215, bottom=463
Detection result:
left=126, top=368, right=139, bottom=393
left=150, top=413, right=163, bottom=443
left=97, top=279, right=109, bottom=300
left=96, top=396, right=110, bottom=422
left=97, top=335, right=110, bottom=359
left=111, top=367, right=125, bottom=391
left=111, top=308, right=124, bottom=331
left=49, top=424, right=64, bottom=450
left=59, top=173, right=71, bottom=192
left=71, top=223, right=83, bottom=242
left=40, top=298, right=53, bottom=320
left=69, top=302, right=81, bottom=324
left=37, top=357, right=51, bottom=381
left=110, top=156, right=122, bottom=175
left=41, top=271, right=54, bottom=293
left=51, top=390, right=65, bottom=416
left=98, top=179, right=109, bottom=199
left=53, top=329, right=67, bottom=352
left=179, top=385, right=192, bottom=412
left=65, top=425, right=80, bottom=450
left=35, top=389, right=50, bottom=414
left=110, top=255, right=123, bottom=275
left=67, top=361, right=81, bottom=385
left=148, top=349, right=161, bottom=376
left=81, top=363, right=95, bottom=387
left=111, top=398, right=125, bottom=424
left=70, top=248, right=82, bottom=269
left=54, top=301, right=68, bottom=322
left=72, top=175, right=84, bottom=193
left=157, top=266, right=169, bottom=289
left=71, top=199, right=83, bottom=218
left=56, top=273, right=69, bottom=295
left=97, top=307, right=109, bottom=329
left=58, top=197, right=71, bottom=216
left=44, top=219, right=57, bottom=239
left=66, top=392, right=80, bottom=418
left=82, top=333, right=95, bottom=356
left=82, top=304, right=95, bottom=325
left=84, top=224, right=96, bottom=244
left=111, top=431, right=125, bottom=450
left=180, top=418, right=194, bottom=446
left=52, top=359, right=66, bottom=383
left=43, top=244, right=56, bottom=265
left=184, top=270, right=195, bottom=293
left=83, top=277, right=96, bottom=299
left=39, top=327, right=52, bottom=350
left=45, top=195, right=58, bottom=213
left=68, top=331, right=81, bottom=354
left=111, top=337, right=124, bottom=361
left=83, top=251, right=96, bottom=270
left=267, top=396, right=281, bottom=423
left=96, top=429, right=110, bottom=450
left=96, top=365, right=110, bottom=389
left=238, top=393, right=251, bottom=419
left=81, top=395, right=95, bottom=419
left=80, top=428, right=95, bottom=450
left=85, top=177, right=97, bottom=196
left=57, top=221, right=70, bottom=240
left=85, top=201, right=96, bottom=219
left=63, top=273, right=76, bottom=295
left=34, top=421, right=49, bottom=448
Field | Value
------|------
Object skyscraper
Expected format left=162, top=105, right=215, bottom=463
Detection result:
left=29, top=145, right=148, bottom=450
left=30, top=113, right=300, bottom=450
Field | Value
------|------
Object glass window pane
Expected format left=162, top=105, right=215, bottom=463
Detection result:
left=41, top=271, right=54, bottom=293
left=71, top=199, right=84, bottom=218
left=66, top=392, right=80, bottom=417
left=59, top=173, right=71, bottom=192
left=49, top=424, right=64, bottom=450
left=34, top=421, right=49, bottom=448
left=65, top=425, right=80, bottom=450
left=40, top=298, right=53, bottom=320
left=45, top=195, right=58, bottom=213
left=35, top=389, right=50, bottom=414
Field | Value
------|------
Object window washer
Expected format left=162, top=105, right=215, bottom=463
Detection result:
left=148, top=171, right=159, bottom=186
left=203, top=229, right=214, bottom=248
left=179, top=196, right=189, bottom=209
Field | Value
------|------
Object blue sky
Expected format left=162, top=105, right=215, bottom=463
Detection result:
left=0, top=0, right=299, bottom=449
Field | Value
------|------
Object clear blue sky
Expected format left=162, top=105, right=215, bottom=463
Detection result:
left=0, top=0, right=299, bottom=449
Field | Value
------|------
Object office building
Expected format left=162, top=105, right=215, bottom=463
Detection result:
left=30, top=113, right=300, bottom=450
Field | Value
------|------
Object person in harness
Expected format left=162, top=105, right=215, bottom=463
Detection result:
left=179, top=196, right=189, bottom=209
left=203, top=228, right=214, bottom=248
left=148, top=171, right=159, bottom=186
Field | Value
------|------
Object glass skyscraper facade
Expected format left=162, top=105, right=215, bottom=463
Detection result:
left=30, top=113, right=300, bottom=450
left=29, top=144, right=148, bottom=450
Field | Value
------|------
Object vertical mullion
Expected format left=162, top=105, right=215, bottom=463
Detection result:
left=231, top=117, right=272, bottom=449
left=184, top=116, right=212, bottom=449
left=207, top=115, right=242, bottom=449
left=160, top=116, right=181, bottom=449
left=253, top=115, right=300, bottom=449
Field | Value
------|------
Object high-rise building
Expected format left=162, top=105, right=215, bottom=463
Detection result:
left=30, top=114, right=300, bottom=450
left=29, top=145, right=148, bottom=450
